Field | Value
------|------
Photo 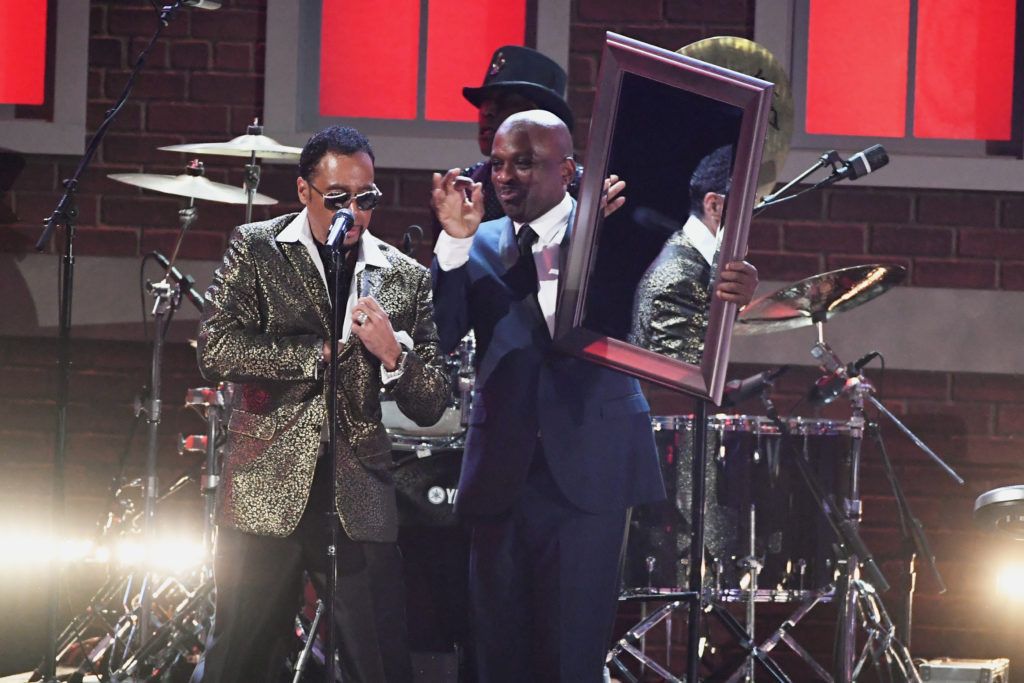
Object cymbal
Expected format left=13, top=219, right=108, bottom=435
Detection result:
left=677, top=37, right=794, bottom=202
left=734, top=264, right=907, bottom=335
left=160, top=133, right=302, bottom=159
left=108, top=172, right=278, bottom=205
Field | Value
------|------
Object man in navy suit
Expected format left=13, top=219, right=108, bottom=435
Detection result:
left=430, top=110, right=755, bottom=680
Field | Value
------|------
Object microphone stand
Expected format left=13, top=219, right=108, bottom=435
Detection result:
left=870, top=425, right=946, bottom=660
left=32, top=4, right=189, bottom=680
left=325, top=240, right=352, bottom=683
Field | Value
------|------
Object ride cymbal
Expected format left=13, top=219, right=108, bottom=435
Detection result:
left=160, top=133, right=302, bottom=160
left=108, top=172, right=278, bottom=205
left=735, top=264, right=907, bottom=335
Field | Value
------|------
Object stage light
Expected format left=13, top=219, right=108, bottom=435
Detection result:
left=994, top=562, right=1024, bottom=601
left=0, top=527, right=206, bottom=573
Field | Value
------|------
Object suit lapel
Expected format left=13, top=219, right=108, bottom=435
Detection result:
left=278, top=241, right=330, bottom=331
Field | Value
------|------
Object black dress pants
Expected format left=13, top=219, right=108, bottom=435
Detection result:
left=191, top=455, right=413, bottom=683
left=467, top=448, right=629, bottom=682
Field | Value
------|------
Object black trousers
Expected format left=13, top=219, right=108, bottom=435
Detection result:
left=191, top=455, right=413, bottom=683
left=466, top=449, right=629, bottom=682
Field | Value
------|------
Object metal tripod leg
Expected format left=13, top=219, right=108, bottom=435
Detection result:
left=608, top=599, right=689, bottom=682
left=707, top=600, right=792, bottom=683
left=851, top=581, right=921, bottom=683
left=721, top=588, right=834, bottom=683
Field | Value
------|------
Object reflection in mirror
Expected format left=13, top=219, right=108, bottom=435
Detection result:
left=583, top=73, right=743, bottom=366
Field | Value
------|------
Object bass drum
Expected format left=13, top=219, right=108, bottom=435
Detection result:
left=392, top=448, right=471, bottom=655
left=624, top=415, right=850, bottom=601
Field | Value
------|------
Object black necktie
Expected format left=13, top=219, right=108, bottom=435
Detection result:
left=517, top=224, right=539, bottom=296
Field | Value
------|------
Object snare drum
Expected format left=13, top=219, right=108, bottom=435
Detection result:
left=624, top=414, right=852, bottom=602
left=382, top=333, right=474, bottom=451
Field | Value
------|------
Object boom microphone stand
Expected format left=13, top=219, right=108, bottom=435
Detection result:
left=33, top=4, right=190, bottom=679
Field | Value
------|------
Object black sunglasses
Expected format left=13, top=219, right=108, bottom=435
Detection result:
left=308, top=182, right=383, bottom=211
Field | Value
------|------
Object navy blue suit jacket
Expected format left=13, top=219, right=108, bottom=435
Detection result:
left=432, top=201, right=665, bottom=516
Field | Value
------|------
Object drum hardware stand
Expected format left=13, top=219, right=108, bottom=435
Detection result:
left=293, top=599, right=327, bottom=683
left=736, top=504, right=763, bottom=682
left=608, top=596, right=693, bottom=682
left=809, top=338, right=960, bottom=682
left=243, top=119, right=264, bottom=224
left=184, top=385, right=231, bottom=572
left=869, top=426, right=946, bottom=656
left=31, top=4, right=192, bottom=676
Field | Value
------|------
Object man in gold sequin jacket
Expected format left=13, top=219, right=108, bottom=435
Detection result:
left=192, top=126, right=449, bottom=683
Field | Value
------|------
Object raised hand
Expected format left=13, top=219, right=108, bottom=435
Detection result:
left=432, top=168, right=484, bottom=239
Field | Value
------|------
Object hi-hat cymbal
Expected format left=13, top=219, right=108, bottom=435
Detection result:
left=734, top=264, right=906, bottom=335
left=677, top=37, right=794, bottom=202
left=108, top=173, right=278, bottom=205
left=160, top=133, right=302, bottom=159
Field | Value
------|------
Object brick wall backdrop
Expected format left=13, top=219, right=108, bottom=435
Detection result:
left=1, top=0, right=1022, bottom=677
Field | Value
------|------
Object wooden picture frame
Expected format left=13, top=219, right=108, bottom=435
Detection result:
left=554, top=33, right=773, bottom=404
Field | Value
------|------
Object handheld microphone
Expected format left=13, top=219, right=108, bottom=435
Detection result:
left=180, top=0, right=222, bottom=9
left=834, top=144, right=889, bottom=181
left=152, top=251, right=205, bottom=312
left=325, top=209, right=354, bottom=250
left=721, top=366, right=789, bottom=408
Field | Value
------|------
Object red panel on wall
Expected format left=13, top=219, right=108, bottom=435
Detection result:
left=0, top=0, right=48, bottom=105
left=805, top=0, right=910, bottom=137
left=424, top=0, right=527, bottom=122
left=319, top=0, right=420, bottom=120
left=914, top=0, right=1017, bottom=140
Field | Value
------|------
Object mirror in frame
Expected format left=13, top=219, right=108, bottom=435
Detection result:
left=554, top=33, right=773, bottom=404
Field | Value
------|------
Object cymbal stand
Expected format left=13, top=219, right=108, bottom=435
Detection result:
left=31, top=4, right=192, bottom=678
left=870, top=424, right=946, bottom=656
left=736, top=503, right=763, bottom=682
left=809, top=339, right=958, bottom=682
left=243, top=119, right=264, bottom=224
left=134, top=197, right=201, bottom=650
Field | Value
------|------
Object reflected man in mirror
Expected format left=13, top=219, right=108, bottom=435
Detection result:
left=628, top=145, right=759, bottom=363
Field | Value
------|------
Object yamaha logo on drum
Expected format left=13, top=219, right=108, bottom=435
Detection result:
left=427, top=486, right=458, bottom=506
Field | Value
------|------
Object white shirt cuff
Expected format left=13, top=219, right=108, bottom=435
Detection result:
left=434, top=231, right=474, bottom=271
left=380, top=331, right=415, bottom=384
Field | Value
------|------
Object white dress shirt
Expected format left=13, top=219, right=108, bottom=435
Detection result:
left=276, top=208, right=411, bottom=381
left=681, top=213, right=721, bottom=267
left=435, top=193, right=573, bottom=337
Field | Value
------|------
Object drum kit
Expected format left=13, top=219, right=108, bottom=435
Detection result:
left=610, top=263, right=965, bottom=683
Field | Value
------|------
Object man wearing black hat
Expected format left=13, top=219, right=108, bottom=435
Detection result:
left=452, top=45, right=580, bottom=224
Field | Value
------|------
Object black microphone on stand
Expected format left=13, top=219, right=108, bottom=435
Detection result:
left=152, top=251, right=205, bottom=312
left=721, top=366, right=789, bottom=408
left=831, top=144, right=889, bottom=182
left=808, top=349, right=880, bottom=405
left=325, top=209, right=354, bottom=251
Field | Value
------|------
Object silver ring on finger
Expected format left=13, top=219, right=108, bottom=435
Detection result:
left=356, top=310, right=368, bottom=325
